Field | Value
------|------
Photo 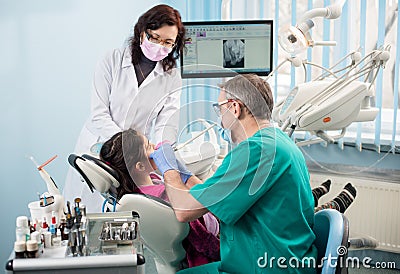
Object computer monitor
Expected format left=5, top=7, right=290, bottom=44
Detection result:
left=180, top=20, right=273, bottom=78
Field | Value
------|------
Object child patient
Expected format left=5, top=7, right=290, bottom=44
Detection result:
left=99, top=129, right=220, bottom=268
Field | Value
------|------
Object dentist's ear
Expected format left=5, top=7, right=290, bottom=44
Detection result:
left=233, top=102, right=242, bottom=118
left=135, top=162, right=146, bottom=171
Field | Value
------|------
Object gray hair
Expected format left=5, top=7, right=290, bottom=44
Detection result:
left=219, top=74, right=274, bottom=120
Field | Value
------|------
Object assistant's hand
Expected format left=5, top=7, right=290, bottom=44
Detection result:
left=177, top=159, right=193, bottom=183
left=150, top=143, right=178, bottom=176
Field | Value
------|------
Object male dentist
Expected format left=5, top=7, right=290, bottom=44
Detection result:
left=151, top=74, right=317, bottom=273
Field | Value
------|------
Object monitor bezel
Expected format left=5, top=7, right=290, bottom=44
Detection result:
left=180, top=20, right=274, bottom=79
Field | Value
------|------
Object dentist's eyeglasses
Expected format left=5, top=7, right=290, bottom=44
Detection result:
left=145, top=30, right=176, bottom=49
left=212, top=99, right=235, bottom=116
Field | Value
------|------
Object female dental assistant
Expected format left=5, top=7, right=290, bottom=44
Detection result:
left=63, top=4, right=186, bottom=212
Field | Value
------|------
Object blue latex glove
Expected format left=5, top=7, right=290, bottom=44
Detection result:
left=149, top=143, right=178, bottom=176
left=177, top=159, right=193, bottom=183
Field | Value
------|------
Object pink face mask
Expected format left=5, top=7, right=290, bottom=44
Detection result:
left=140, top=36, right=173, bottom=62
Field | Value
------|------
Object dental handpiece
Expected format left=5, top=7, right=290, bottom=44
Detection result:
left=173, top=123, right=217, bottom=151
left=67, top=201, right=72, bottom=215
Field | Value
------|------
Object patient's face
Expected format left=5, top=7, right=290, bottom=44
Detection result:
left=142, top=135, right=157, bottom=171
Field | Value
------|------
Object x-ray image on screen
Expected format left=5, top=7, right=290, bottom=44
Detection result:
left=181, top=20, right=273, bottom=78
left=223, top=39, right=245, bottom=68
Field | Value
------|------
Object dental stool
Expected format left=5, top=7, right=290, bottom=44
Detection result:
left=68, top=154, right=190, bottom=274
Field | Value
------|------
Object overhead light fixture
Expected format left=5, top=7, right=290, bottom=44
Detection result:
left=278, top=2, right=345, bottom=54
left=278, top=20, right=314, bottom=54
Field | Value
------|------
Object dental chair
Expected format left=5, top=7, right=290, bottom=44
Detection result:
left=68, top=154, right=190, bottom=274
left=313, top=209, right=350, bottom=274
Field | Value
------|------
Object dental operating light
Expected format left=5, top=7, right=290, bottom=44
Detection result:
left=278, top=2, right=345, bottom=54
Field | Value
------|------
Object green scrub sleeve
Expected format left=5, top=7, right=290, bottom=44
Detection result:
left=190, top=139, right=275, bottom=225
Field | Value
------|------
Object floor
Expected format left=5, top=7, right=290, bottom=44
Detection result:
left=142, top=248, right=400, bottom=273
left=142, top=248, right=158, bottom=274
left=347, top=249, right=400, bottom=274
left=349, top=267, right=400, bottom=273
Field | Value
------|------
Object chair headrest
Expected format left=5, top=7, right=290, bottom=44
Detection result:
left=68, top=153, right=120, bottom=194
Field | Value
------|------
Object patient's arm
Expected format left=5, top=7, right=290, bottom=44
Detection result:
left=164, top=170, right=209, bottom=223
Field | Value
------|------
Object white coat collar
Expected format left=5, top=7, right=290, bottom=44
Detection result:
left=122, top=46, right=164, bottom=75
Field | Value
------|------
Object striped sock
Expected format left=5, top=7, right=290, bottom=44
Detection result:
left=312, top=179, right=332, bottom=207
left=315, top=183, right=357, bottom=213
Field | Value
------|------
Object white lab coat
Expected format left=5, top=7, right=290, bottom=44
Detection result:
left=64, top=47, right=182, bottom=212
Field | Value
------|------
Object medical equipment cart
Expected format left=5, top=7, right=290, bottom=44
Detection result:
left=5, top=211, right=145, bottom=274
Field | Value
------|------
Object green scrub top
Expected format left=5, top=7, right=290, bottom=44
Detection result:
left=186, top=127, right=317, bottom=274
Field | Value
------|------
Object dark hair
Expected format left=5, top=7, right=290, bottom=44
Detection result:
left=128, top=4, right=186, bottom=72
left=100, top=129, right=146, bottom=199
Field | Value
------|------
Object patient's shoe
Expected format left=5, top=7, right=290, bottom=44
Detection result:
left=312, top=179, right=331, bottom=207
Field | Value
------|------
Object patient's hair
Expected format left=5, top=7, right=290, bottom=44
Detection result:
left=100, top=129, right=145, bottom=198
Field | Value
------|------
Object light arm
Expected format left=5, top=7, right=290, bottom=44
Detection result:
left=300, top=4, right=343, bottom=22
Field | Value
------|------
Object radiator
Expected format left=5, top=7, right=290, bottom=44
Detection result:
left=310, top=172, right=400, bottom=253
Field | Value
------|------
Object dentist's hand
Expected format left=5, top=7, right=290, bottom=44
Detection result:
left=153, top=141, right=193, bottom=183
left=150, top=143, right=178, bottom=176
left=177, top=159, right=193, bottom=183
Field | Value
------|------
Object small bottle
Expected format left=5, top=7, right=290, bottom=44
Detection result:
left=42, top=217, right=48, bottom=231
left=33, top=219, right=40, bottom=232
left=49, top=213, right=57, bottom=237
left=26, top=240, right=39, bottom=258
left=28, top=219, right=36, bottom=234
left=52, top=230, right=62, bottom=247
left=30, top=231, right=43, bottom=253
left=59, top=218, right=68, bottom=241
left=14, top=241, right=26, bottom=259
left=16, top=216, right=30, bottom=242
left=43, top=231, right=52, bottom=248
left=51, top=211, right=57, bottom=229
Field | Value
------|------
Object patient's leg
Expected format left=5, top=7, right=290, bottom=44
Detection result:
left=315, top=183, right=357, bottom=213
left=312, top=179, right=331, bottom=207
